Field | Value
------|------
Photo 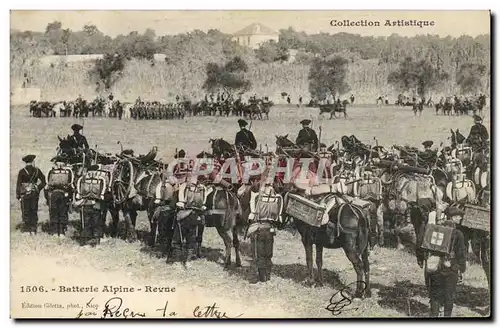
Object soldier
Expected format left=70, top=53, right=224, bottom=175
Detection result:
left=108, top=92, right=114, bottom=102
left=425, top=207, right=467, bottom=317
left=466, top=114, right=489, bottom=150
left=422, top=140, right=434, bottom=153
left=235, top=119, right=257, bottom=150
left=69, top=124, right=89, bottom=150
left=247, top=180, right=283, bottom=282
left=16, top=155, right=46, bottom=234
left=295, top=119, right=319, bottom=152
left=350, top=94, right=355, bottom=104
left=44, top=156, right=74, bottom=237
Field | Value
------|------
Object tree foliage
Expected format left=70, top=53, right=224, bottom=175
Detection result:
left=88, top=53, right=126, bottom=92
left=308, top=56, right=350, bottom=100
left=203, top=56, right=251, bottom=95
left=387, top=57, right=449, bottom=97
left=255, top=40, right=289, bottom=63
left=456, top=63, right=487, bottom=95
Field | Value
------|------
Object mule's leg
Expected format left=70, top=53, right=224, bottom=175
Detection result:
left=109, top=208, right=119, bottom=238
left=301, top=233, right=315, bottom=285
left=479, top=236, right=491, bottom=293
left=361, top=247, right=371, bottom=297
left=233, top=226, right=242, bottom=267
left=343, top=239, right=366, bottom=298
left=195, top=224, right=205, bottom=258
left=216, top=226, right=233, bottom=268
left=315, top=244, right=324, bottom=286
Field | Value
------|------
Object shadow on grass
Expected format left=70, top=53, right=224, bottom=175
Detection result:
left=374, top=278, right=490, bottom=317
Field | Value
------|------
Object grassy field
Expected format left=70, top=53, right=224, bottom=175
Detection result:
left=10, top=104, right=490, bottom=318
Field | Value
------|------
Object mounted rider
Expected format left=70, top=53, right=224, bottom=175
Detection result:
left=69, top=124, right=89, bottom=151
left=235, top=119, right=257, bottom=151
left=466, top=114, right=489, bottom=151
left=296, top=119, right=319, bottom=152
left=16, top=154, right=47, bottom=234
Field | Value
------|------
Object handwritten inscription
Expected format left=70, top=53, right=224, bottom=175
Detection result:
left=101, top=297, right=146, bottom=319
left=193, top=302, right=243, bottom=319
left=325, top=281, right=367, bottom=316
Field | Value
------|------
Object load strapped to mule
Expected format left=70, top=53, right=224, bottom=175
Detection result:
left=47, top=166, right=74, bottom=191
left=76, top=164, right=114, bottom=201
left=110, top=147, right=163, bottom=204
left=463, top=204, right=490, bottom=233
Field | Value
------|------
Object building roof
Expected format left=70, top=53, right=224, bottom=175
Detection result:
left=233, top=23, right=278, bottom=36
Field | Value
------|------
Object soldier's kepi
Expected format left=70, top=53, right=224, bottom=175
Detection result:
left=16, top=154, right=47, bottom=234
left=296, top=119, right=319, bottom=152
left=235, top=119, right=257, bottom=150
left=70, top=124, right=89, bottom=150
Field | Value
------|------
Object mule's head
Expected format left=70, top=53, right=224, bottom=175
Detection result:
left=275, top=134, right=294, bottom=147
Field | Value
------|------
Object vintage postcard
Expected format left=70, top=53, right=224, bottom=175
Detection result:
left=10, top=10, right=491, bottom=319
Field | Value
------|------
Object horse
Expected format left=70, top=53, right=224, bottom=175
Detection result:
left=413, top=101, right=424, bottom=116
left=289, top=192, right=371, bottom=298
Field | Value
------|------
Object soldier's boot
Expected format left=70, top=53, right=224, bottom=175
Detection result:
left=443, top=302, right=454, bottom=317
left=266, top=262, right=272, bottom=281
left=258, top=268, right=267, bottom=283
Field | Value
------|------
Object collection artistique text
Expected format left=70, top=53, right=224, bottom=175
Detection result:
left=330, top=19, right=436, bottom=28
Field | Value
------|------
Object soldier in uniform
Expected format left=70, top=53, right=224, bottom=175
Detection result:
left=108, top=92, right=114, bottom=101
left=422, top=140, right=434, bottom=153
left=16, top=155, right=46, bottom=234
left=235, top=119, right=257, bottom=150
left=425, top=206, right=467, bottom=317
left=69, top=124, right=89, bottom=150
left=247, top=180, right=283, bottom=282
left=296, top=119, right=319, bottom=152
left=466, top=114, right=489, bottom=150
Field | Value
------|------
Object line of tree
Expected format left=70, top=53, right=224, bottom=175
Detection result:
left=11, top=21, right=490, bottom=96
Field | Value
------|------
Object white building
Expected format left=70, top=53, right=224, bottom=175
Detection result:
left=232, top=23, right=279, bottom=50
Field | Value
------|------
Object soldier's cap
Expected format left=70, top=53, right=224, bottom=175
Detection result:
left=122, top=149, right=135, bottom=156
left=300, top=119, right=311, bottom=125
left=71, top=124, right=83, bottom=131
left=422, top=140, right=433, bottom=148
left=238, top=119, right=248, bottom=127
left=174, top=149, right=186, bottom=159
left=22, top=154, right=36, bottom=163
left=320, top=143, right=327, bottom=148
left=373, top=146, right=385, bottom=151
left=473, top=114, right=482, bottom=123
left=445, top=206, right=465, bottom=218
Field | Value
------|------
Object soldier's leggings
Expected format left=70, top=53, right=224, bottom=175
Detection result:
left=81, top=205, right=104, bottom=244
left=251, top=227, right=274, bottom=271
left=47, top=190, right=69, bottom=235
left=20, top=196, right=39, bottom=233
left=426, top=271, right=458, bottom=317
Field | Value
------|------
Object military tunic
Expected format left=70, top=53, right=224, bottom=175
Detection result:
left=466, top=123, right=489, bottom=150
left=296, top=127, right=319, bottom=151
left=16, top=166, right=46, bottom=233
left=69, top=133, right=89, bottom=150
left=235, top=129, right=257, bottom=150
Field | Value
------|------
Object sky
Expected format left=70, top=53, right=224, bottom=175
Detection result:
left=10, top=10, right=490, bottom=38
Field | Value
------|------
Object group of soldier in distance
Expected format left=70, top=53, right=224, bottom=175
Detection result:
left=16, top=103, right=490, bottom=317
left=28, top=92, right=275, bottom=120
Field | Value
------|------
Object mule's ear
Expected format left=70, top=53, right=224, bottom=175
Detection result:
left=57, top=135, right=62, bottom=142
left=285, top=134, right=288, bottom=138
